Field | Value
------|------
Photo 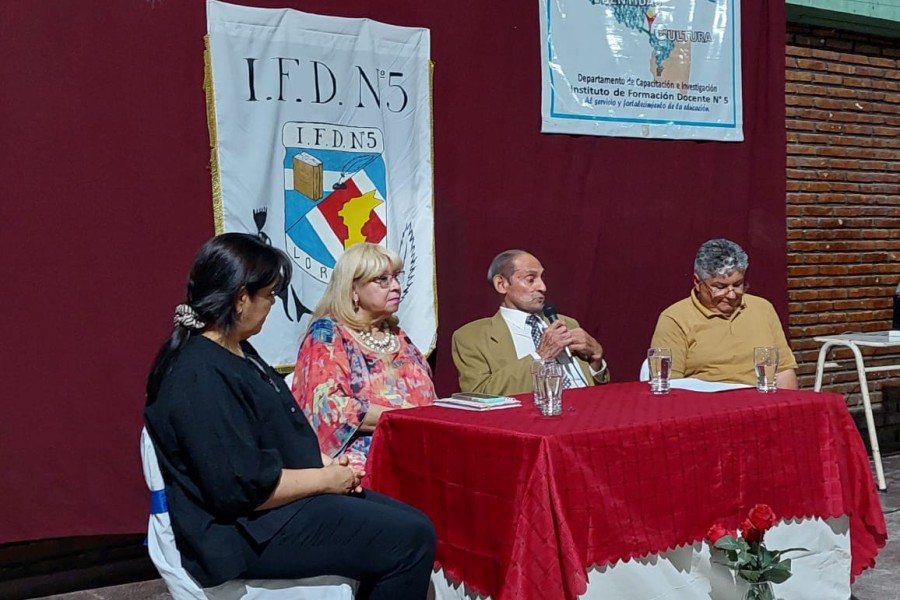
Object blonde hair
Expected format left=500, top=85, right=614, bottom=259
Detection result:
left=312, top=242, right=403, bottom=330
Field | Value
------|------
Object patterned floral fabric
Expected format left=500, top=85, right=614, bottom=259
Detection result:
left=292, top=316, right=435, bottom=471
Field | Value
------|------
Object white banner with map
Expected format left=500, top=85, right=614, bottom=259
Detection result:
left=540, top=0, right=743, bottom=141
left=206, top=0, right=435, bottom=368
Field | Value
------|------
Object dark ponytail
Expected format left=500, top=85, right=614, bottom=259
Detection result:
left=146, top=233, right=292, bottom=404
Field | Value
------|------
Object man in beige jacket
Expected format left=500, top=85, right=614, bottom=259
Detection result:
left=451, top=249, right=610, bottom=396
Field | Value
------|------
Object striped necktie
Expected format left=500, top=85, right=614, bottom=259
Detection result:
left=526, top=314, right=543, bottom=348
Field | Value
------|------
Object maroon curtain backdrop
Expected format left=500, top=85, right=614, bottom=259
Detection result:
left=0, top=0, right=785, bottom=542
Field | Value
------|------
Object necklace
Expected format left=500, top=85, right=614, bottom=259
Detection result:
left=355, top=321, right=399, bottom=353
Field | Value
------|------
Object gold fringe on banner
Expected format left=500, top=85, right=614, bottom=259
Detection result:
left=426, top=59, right=438, bottom=358
left=203, top=34, right=224, bottom=235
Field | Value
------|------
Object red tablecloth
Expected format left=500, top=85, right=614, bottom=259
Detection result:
left=367, top=383, right=887, bottom=600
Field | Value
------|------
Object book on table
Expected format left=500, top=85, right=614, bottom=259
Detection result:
left=434, top=393, right=521, bottom=411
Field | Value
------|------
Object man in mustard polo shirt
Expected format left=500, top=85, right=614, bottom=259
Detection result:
left=650, top=239, right=799, bottom=388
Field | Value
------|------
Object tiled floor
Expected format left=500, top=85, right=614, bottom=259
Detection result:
left=31, top=454, right=900, bottom=600
left=30, top=579, right=169, bottom=600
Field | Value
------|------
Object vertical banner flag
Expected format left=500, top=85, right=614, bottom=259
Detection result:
left=206, top=0, right=435, bottom=367
left=539, top=0, right=743, bottom=141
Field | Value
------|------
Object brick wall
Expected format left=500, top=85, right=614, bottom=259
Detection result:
left=785, top=25, right=900, bottom=404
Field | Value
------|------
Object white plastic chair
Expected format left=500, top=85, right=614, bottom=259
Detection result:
left=639, top=359, right=650, bottom=381
left=141, top=428, right=357, bottom=600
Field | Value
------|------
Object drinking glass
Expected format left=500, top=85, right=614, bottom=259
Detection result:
left=647, top=348, right=672, bottom=394
left=531, top=359, right=548, bottom=408
left=540, top=362, right=564, bottom=416
left=753, top=347, right=779, bottom=393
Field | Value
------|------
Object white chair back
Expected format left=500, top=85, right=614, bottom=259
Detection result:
left=140, top=428, right=356, bottom=600
left=638, top=359, right=650, bottom=382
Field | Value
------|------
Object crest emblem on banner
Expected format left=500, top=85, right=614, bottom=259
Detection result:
left=207, top=1, right=435, bottom=364
left=282, top=122, right=388, bottom=283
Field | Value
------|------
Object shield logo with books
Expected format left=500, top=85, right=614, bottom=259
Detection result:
left=283, top=122, right=388, bottom=282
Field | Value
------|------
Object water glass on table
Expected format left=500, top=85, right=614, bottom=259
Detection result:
left=754, top=346, right=779, bottom=393
left=531, top=359, right=549, bottom=409
left=539, top=361, right=564, bottom=416
left=647, top=347, right=672, bottom=394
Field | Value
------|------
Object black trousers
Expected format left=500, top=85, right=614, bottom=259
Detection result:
left=244, top=490, right=436, bottom=600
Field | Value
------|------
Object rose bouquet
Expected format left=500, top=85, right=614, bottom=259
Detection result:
left=706, top=504, right=806, bottom=600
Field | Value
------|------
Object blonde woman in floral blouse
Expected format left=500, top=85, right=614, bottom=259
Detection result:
left=291, top=243, right=435, bottom=472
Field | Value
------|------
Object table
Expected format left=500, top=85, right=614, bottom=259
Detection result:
left=367, top=383, right=886, bottom=600
left=813, top=331, right=900, bottom=491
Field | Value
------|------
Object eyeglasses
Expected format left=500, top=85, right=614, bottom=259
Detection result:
left=371, top=271, right=403, bottom=288
left=701, top=280, right=748, bottom=298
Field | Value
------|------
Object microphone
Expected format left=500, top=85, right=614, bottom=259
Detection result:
left=542, top=304, right=590, bottom=386
left=542, top=304, right=559, bottom=323
left=542, top=304, right=574, bottom=359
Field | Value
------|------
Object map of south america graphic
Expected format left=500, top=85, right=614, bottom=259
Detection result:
left=544, top=0, right=740, bottom=140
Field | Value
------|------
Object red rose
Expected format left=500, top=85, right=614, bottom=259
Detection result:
left=740, top=518, right=763, bottom=544
left=748, top=504, right=778, bottom=531
left=706, top=523, right=737, bottom=546
left=706, top=524, right=733, bottom=544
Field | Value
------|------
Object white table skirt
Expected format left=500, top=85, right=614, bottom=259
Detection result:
left=428, top=516, right=850, bottom=600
